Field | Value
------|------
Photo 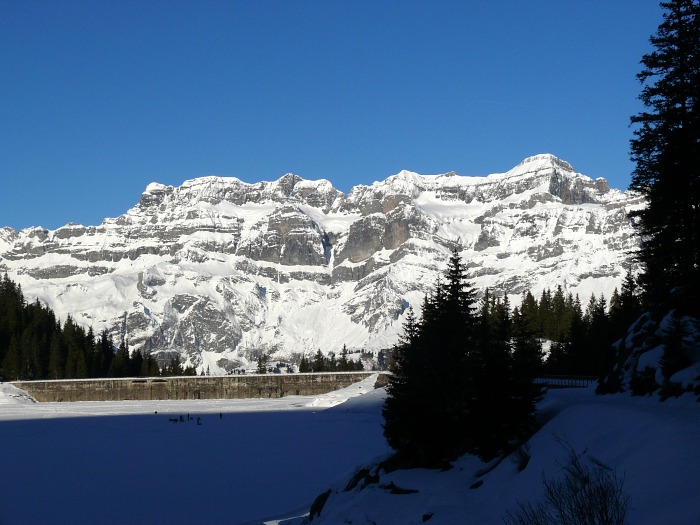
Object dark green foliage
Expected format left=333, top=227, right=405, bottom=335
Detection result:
left=511, top=307, right=545, bottom=380
left=506, top=286, right=625, bottom=378
left=338, top=345, right=351, bottom=371
left=629, top=0, right=700, bottom=313
left=630, top=367, right=659, bottom=396
left=108, top=339, right=130, bottom=377
left=312, top=349, right=326, bottom=373
left=298, top=345, right=362, bottom=373
left=599, top=2, right=700, bottom=397
left=0, top=273, right=162, bottom=380
left=659, top=312, right=691, bottom=379
left=160, top=355, right=196, bottom=376
left=256, top=353, right=270, bottom=374
left=298, top=355, right=312, bottom=372
left=383, top=250, right=541, bottom=465
left=608, top=273, right=643, bottom=338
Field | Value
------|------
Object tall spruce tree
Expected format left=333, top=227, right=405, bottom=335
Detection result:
left=629, top=0, right=700, bottom=311
left=383, top=249, right=478, bottom=465
left=383, top=250, right=539, bottom=464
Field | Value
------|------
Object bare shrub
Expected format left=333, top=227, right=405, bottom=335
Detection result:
left=504, top=439, right=630, bottom=525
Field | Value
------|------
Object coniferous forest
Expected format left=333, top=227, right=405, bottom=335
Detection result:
left=380, top=251, right=645, bottom=466
left=382, top=250, right=544, bottom=466
left=0, top=274, right=194, bottom=380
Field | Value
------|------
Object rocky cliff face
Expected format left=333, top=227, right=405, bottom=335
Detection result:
left=0, top=154, right=644, bottom=373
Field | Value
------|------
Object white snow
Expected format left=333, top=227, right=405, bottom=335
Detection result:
left=0, top=376, right=388, bottom=525
left=0, top=154, right=645, bottom=369
left=1, top=378, right=699, bottom=524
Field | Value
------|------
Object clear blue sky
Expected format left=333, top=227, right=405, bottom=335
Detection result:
left=1, top=0, right=662, bottom=230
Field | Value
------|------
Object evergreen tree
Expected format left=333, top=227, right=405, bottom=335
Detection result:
left=551, top=285, right=569, bottom=341
left=95, top=329, right=114, bottom=378
left=256, top=353, right=269, bottom=374
left=629, top=0, right=700, bottom=312
left=47, top=329, right=66, bottom=379
left=511, top=307, right=544, bottom=380
left=129, top=349, right=144, bottom=377
left=326, top=351, right=337, bottom=371
left=383, top=250, right=539, bottom=465
left=109, top=339, right=131, bottom=377
left=610, top=272, right=643, bottom=337
left=141, top=352, right=160, bottom=377
left=2, top=335, right=21, bottom=380
left=163, top=355, right=184, bottom=376
left=312, top=349, right=326, bottom=372
left=562, top=300, right=589, bottom=374
left=298, top=355, right=311, bottom=373
left=519, top=291, right=540, bottom=338
left=338, top=344, right=353, bottom=371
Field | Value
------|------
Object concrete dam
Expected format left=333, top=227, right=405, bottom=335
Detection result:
left=11, top=372, right=388, bottom=403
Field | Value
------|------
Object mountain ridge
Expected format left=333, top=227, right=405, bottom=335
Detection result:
left=0, top=154, right=643, bottom=373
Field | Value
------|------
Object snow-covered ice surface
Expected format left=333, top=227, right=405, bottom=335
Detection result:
left=2, top=377, right=700, bottom=524
left=0, top=375, right=389, bottom=525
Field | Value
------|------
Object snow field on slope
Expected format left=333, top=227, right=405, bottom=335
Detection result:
left=306, top=388, right=700, bottom=525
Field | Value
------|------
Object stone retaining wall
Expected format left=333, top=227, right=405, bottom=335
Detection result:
left=12, top=372, right=388, bottom=402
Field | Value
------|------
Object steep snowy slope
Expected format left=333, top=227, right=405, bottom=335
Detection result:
left=0, top=154, right=643, bottom=372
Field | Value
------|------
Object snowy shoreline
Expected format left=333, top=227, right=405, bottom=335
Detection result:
left=2, top=378, right=700, bottom=524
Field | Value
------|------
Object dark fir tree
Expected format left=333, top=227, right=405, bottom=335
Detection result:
left=298, top=355, right=312, bottom=373
left=0, top=273, right=163, bottom=380
left=609, top=271, right=643, bottom=338
left=338, top=344, right=354, bottom=371
left=383, top=250, right=540, bottom=465
left=312, top=349, right=326, bottom=372
left=256, top=353, right=269, bottom=374
left=629, top=0, right=700, bottom=312
left=511, top=306, right=544, bottom=382
left=326, top=351, right=337, bottom=371
left=383, top=250, right=477, bottom=465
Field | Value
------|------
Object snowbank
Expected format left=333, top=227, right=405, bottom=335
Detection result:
left=302, top=387, right=700, bottom=525
left=0, top=383, right=37, bottom=405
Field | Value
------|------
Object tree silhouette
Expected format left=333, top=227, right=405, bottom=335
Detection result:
left=629, top=0, right=700, bottom=312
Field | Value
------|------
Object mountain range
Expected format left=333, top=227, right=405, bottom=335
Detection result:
left=0, top=154, right=644, bottom=373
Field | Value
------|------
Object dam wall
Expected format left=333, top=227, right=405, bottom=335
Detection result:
left=12, top=372, right=388, bottom=403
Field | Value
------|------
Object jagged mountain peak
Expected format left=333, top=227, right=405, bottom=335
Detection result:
left=0, top=155, right=643, bottom=374
left=131, top=154, right=607, bottom=222
left=136, top=172, right=342, bottom=215
left=514, top=153, right=575, bottom=171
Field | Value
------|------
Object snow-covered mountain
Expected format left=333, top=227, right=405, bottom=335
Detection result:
left=0, top=154, right=643, bottom=373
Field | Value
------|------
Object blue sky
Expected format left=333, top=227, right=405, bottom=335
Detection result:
left=1, top=0, right=662, bottom=230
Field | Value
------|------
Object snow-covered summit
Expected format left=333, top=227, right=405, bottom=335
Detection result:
left=0, top=155, right=643, bottom=373
left=345, top=154, right=615, bottom=209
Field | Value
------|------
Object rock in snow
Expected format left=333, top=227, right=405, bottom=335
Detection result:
left=0, top=154, right=643, bottom=372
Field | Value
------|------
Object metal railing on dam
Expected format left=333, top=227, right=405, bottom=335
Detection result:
left=534, top=375, right=598, bottom=388
left=11, top=372, right=389, bottom=403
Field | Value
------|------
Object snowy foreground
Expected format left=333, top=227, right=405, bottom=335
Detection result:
left=2, top=377, right=700, bottom=525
